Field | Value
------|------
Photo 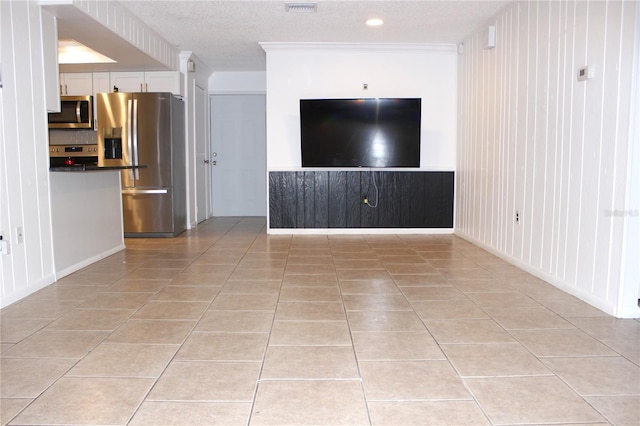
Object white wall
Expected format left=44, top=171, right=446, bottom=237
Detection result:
left=260, top=43, right=457, bottom=171
left=1, top=0, right=57, bottom=308
left=209, top=71, right=266, bottom=93
left=456, top=1, right=639, bottom=318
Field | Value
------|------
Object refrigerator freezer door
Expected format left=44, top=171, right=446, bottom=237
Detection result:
left=132, top=93, right=173, bottom=188
left=121, top=187, right=180, bottom=237
left=97, top=92, right=135, bottom=187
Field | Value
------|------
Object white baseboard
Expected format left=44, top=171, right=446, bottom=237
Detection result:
left=267, top=228, right=454, bottom=235
left=453, top=231, right=626, bottom=317
left=0, top=273, right=57, bottom=309
left=55, top=244, right=126, bottom=280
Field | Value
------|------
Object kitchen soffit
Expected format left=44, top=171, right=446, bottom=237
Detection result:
left=45, top=3, right=171, bottom=73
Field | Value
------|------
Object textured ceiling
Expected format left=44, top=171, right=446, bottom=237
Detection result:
left=116, top=0, right=511, bottom=72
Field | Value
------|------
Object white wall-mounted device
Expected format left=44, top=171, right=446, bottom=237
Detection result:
left=577, top=65, right=594, bottom=81
left=485, top=25, right=496, bottom=50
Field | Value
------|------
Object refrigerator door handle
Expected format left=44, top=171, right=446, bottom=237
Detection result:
left=122, top=189, right=168, bottom=195
left=132, top=99, right=140, bottom=180
left=127, top=99, right=135, bottom=180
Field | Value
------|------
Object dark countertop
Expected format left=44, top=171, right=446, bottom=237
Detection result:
left=50, top=165, right=148, bottom=172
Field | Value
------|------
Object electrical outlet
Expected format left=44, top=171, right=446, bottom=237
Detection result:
left=16, top=226, right=23, bottom=244
left=515, top=210, right=520, bottom=224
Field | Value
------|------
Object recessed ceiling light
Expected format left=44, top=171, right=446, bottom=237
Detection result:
left=58, top=39, right=116, bottom=64
left=366, top=18, right=384, bottom=26
left=285, top=2, right=317, bottom=13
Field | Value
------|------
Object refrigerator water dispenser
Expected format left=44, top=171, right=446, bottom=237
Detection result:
left=104, top=137, right=122, bottom=159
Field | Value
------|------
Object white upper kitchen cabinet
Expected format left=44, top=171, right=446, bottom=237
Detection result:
left=59, top=72, right=93, bottom=95
left=92, top=72, right=111, bottom=95
left=144, top=71, right=183, bottom=94
left=110, top=71, right=145, bottom=93
left=111, top=71, right=183, bottom=95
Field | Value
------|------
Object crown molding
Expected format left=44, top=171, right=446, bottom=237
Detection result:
left=259, top=42, right=457, bottom=53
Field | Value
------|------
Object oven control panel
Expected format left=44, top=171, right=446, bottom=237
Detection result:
left=49, top=144, right=99, bottom=157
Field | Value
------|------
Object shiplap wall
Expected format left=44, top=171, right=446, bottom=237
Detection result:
left=1, top=1, right=57, bottom=307
left=456, top=0, right=639, bottom=318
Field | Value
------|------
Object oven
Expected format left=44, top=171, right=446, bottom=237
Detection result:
left=49, top=144, right=99, bottom=168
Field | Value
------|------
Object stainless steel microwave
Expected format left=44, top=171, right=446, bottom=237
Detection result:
left=48, top=95, right=93, bottom=129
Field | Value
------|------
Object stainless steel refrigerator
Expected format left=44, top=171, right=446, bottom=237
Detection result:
left=97, top=92, right=186, bottom=237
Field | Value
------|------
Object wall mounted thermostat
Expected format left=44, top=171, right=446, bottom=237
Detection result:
left=577, top=65, right=594, bottom=81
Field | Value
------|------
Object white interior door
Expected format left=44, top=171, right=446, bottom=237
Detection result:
left=210, top=94, right=266, bottom=216
left=195, top=84, right=209, bottom=222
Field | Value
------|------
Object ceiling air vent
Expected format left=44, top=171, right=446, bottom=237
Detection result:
left=285, top=2, right=317, bottom=13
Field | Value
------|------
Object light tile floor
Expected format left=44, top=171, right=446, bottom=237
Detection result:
left=1, top=217, right=639, bottom=425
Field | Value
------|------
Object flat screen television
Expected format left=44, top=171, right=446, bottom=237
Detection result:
left=300, top=98, right=421, bottom=168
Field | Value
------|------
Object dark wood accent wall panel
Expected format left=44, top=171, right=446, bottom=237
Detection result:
left=269, top=171, right=454, bottom=229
